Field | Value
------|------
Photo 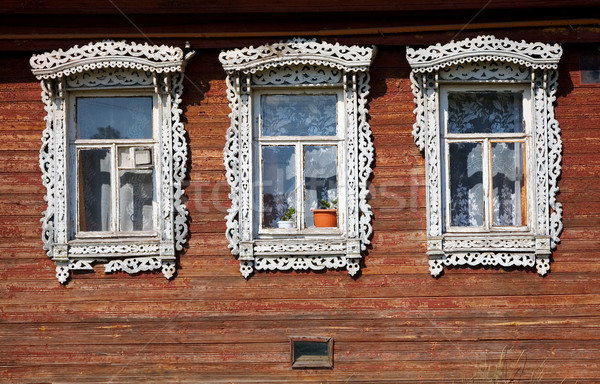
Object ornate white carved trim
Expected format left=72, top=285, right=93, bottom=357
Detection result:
left=32, top=41, right=193, bottom=284
left=220, top=38, right=375, bottom=74
left=221, top=40, right=375, bottom=278
left=171, top=71, right=189, bottom=252
left=429, top=252, right=537, bottom=277
left=252, top=64, right=343, bottom=86
left=406, top=35, right=562, bottom=73
left=536, top=257, right=550, bottom=276
left=443, top=237, right=536, bottom=251
left=253, top=255, right=360, bottom=276
left=68, top=243, right=161, bottom=255
left=69, top=259, right=98, bottom=270
left=30, top=40, right=191, bottom=80
left=105, top=257, right=176, bottom=279
left=438, top=62, right=531, bottom=82
left=408, top=36, right=563, bottom=277
left=65, top=67, right=154, bottom=89
left=104, top=257, right=168, bottom=274
left=56, top=265, right=70, bottom=284
left=254, top=240, right=347, bottom=255
left=546, top=69, right=563, bottom=248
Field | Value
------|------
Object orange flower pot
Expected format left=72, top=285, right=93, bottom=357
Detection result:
left=312, top=209, right=337, bottom=227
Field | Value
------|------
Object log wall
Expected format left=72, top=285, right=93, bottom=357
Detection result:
left=1, top=42, right=599, bottom=382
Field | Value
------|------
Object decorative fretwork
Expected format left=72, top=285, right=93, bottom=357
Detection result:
left=105, top=257, right=176, bottom=279
left=407, top=36, right=563, bottom=277
left=30, top=40, right=187, bottom=80
left=219, top=38, right=374, bottom=74
left=252, top=64, right=343, bottom=86
left=439, top=62, right=530, bottom=82
left=65, top=68, right=154, bottom=88
left=406, top=35, right=561, bottom=73
left=429, top=252, right=537, bottom=277
left=220, top=39, right=375, bottom=278
left=31, top=41, right=194, bottom=284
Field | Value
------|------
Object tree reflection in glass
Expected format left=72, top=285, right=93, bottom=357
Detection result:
left=262, top=146, right=296, bottom=228
left=449, top=142, right=484, bottom=227
left=119, top=170, right=154, bottom=231
left=77, top=97, right=153, bottom=139
left=492, top=142, right=526, bottom=226
left=304, top=146, right=337, bottom=227
left=79, top=148, right=111, bottom=231
left=447, top=92, right=523, bottom=134
left=262, top=94, right=336, bottom=136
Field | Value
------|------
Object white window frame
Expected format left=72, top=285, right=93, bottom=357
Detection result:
left=69, top=91, right=161, bottom=240
left=219, top=39, right=376, bottom=278
left=30, top=40, right=194, bottom=284
left=407, top=35, right=563, bottom=277
left=440, top=84, right=533, bottom=234
left=254, top=88, right=346, bottom=237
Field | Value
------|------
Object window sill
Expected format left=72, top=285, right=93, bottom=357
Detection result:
left=51, top=239, right=177, bottom=284
left=427, top=233, right=551, bottom=277
left=238, top=238, right=362, bottom=278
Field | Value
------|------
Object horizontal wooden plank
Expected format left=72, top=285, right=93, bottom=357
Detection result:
left=2, top=340, right=599, bottom=366
left=0, top=360, right=597, bottom=382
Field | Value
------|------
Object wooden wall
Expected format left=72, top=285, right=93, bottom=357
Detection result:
left=1, top=42, right=599, bottom=383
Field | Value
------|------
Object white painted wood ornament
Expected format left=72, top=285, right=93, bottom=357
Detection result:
left=220, top=39, right=376, bottom=278
left=31, top=41, right=194, bottom=283
left=407, top=35, right=563, bottom=276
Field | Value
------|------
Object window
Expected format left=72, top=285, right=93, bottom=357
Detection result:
left=220, top=39, right=375, bottom=278
left=290, top=337, right=333, bottom=369
left=30, top=41, right=194, bottom=283
left=72, top=95, right=158, bottom=236
left=407, top=35, right=563, bottom=276
left=441, top=86, right=531, bottom=232
left=580, top=47, right=600, bottom=84
left=256, top=92, right=343, bottom=233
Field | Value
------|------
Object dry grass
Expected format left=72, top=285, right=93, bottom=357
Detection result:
left=460, top=347, right=546, bottom=384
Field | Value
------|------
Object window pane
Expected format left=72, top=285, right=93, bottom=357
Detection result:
left=580, top=47, right=600, bottom=84
left=79, top=148, right=111, bottom=231
left=77, top=97, right=153, bottom=139
left=492, top=142, right=526, bottom=226
left=449, top=143, right=484, bottom=227
left=262, top=95, right=337, bottom=136
left=447, top=92, right=523, bottom=134
left=304, top=146, right=337, bottom=228
left=119, top=170, right=154, bottom=231
left=262, top=146, right=296, bottom=228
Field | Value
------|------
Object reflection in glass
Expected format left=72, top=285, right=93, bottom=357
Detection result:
left=262, top=94, right=337, bottom=136
left=119, top=170, right=154, bottom=231
left=79, top=148, right=111, bottom=231
left=262, top=146, right=295, bottom=228
left=77, top=97, right=153, bottom=139
left=492, top=142, right=526, bottom=226
left=448, top=92, right=523, bottom=134
left=304, top=146, right=337, bottom=227
left=449, top=142, right=484, bottom=227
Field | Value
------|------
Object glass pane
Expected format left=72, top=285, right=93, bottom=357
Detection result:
left=262, top=146, right=296, bottom=228
left=492, top=142, right=526, bottom=226
left=293, top=340, right=330, bottom=366
left=77, top=97, right=153, bottom=139
left=79, top=148, right=111, bottom=231
left=447, top=92, right=523, bottom=134
left=580, top=48, right=600, bottom=84
left=304, top=146, right=337, bottom=228
left=262, top=94, right=337, bottom=136
left=119, top=170, right=154, bottom=231
left=449, top=142, right=484, bottom=227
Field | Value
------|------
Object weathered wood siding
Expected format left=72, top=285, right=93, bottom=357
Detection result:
left=1, top=42, right=599, bottom=382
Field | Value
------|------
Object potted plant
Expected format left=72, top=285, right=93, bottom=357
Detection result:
left=277, top=207, right=296, bottom=229
left=312, top=198, right=338, bottom=227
